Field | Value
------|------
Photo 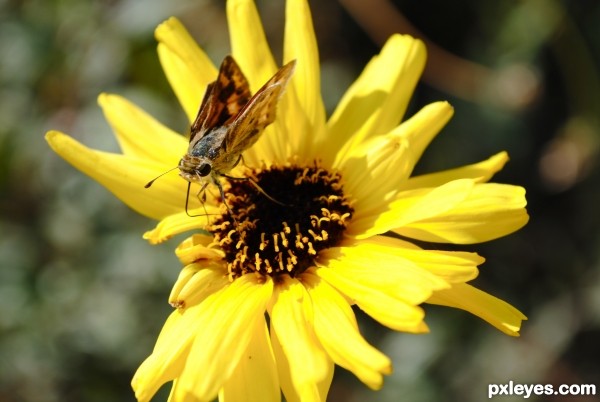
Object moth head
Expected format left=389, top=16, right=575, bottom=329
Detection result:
left=197, top=162, right=212, bottom=177
left=176, top=155, right=214, bottom=184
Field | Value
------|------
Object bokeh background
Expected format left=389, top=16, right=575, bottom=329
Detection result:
left=1, top=0, right=599, bottom=401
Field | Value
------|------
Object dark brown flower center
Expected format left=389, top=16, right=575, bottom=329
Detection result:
left=208, top=162, right=353, bottom=279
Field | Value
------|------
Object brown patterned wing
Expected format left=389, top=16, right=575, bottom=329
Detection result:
left=225, top=60, right=297, bottom=154
left=189, top=56, right=252, bottom=148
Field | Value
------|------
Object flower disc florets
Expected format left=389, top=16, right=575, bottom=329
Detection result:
left=209, top=162, right=353, bottom=279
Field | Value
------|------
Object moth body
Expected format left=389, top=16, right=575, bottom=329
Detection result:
left=146, top=55, right=296, bottom=216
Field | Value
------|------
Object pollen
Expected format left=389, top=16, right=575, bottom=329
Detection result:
left=207, top=162, right=353, bottom=279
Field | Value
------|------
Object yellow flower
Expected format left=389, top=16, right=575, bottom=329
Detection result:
left=45, top=0, right=529, bottom=401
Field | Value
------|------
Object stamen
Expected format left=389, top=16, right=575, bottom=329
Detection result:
left=207, top=163, right=353, bottom=279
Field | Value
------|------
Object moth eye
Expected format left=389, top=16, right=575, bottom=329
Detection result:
left=198, top=163, right=212, bottom=177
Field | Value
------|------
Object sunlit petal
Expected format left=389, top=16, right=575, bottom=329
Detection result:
left=155, top=17, right=217, bottom=122
left=219, top=320, right=280, bottom=402
left=46, top=130, right=188, bottom=220
left=283, top=0, right=326, bottom=159
left=303, top=271, right=392, bottom=389
left=99, top=93, right=186, bottom=162
left=143, top=209, right=218, bottom=244
left=325, top=34, right=426, bottom=166
left=427, top=283, right=527, bottom=336
left=269, top=276, right=332, bottom=402
left=402, top=151, right=510, bottom=190
left=172, top=275, right=273, bottom=400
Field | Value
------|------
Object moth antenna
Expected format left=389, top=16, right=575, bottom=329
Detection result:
left=222, top=174, right=289, bottom=206
left=144, top=166, right=179, bottom=188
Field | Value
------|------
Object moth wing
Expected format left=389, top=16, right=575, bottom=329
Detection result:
left=189, top=56, right=252, bottom=149
left=225, top=60, right=296, bottom=154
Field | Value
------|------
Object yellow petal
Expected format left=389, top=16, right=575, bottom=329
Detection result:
left=316, top=242, right=444, bottom=333
left=227, top=0, right=276, bottom=90
left=132, top=302, right=210, bottom=402
left=402, top=151, right=510, bottom=190
left=269, top=276, right=332, bottom=402
left=174, top=234, right=225, bottom=265
left=392, top=183, right=530, bottom=244
left=283, top=0, right=326, bottom=158
left=339, top=102, right=454, bottom=221
left=169, top=262, right=229, bottom=309
left=46, top=130, right=192, bottom=220
left=351, top=178, right=475, bottom=239
left=219, top=320, right=280, bottom=402
left=364, top=236, right=482, bottom=283
left=155, top=17, right=218, bottom=122
left=427, top=283, right=527, bottom=336
left=326, top=34, right=426, bottom=166
left=172, top=275, right=274, bottom=401
left=319, top=241, right=448, bottom=304
left=143, top=208, right=220, bottom=244
left=168, top=264, right=199, bottom=307
left=317, top=262, right=428, bottom=333
left=226, top=0, right=293, bottom=167
left=98, top=93, right=186, bottom=163
left=339, top=125, right=411, bottom=218
left=302, top=271, right=392, bottom=390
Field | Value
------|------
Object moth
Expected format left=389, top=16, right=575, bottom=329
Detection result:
left=146, top=56, right=296, bottom=217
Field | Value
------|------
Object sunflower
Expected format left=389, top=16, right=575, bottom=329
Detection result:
left=45, top=0, right=529, bottom=401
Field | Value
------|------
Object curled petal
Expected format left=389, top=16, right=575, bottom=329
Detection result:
left=427, top=283, right=527, bottom=336
left=175, top=234, right=225, bottom=266
left=143, top=209, right=219, bottom=244
left=169, top=262, right=229, bottom=309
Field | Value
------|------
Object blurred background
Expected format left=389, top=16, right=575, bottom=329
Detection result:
left=1, top=0, right=599, bottom=401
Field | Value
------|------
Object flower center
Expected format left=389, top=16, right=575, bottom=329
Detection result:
left=208, top=162, right=353, bottom=280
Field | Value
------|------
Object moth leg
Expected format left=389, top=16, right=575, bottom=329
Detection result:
left=213, top=177, right=238, bottom=226
left=221, top=173, right=288, bottom=206
left=231, top=154, right=243, bottom=169
left=184, top=181, right=210, bottom=220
